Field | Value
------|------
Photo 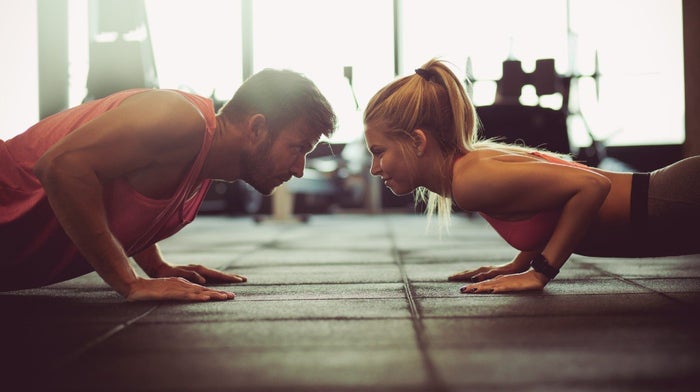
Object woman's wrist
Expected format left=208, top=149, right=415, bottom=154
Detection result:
left=528, top=268, right=552, bottom=285
left=529, top=254, right=560, bottom=280
left=511, top=251, right=541, bottom=271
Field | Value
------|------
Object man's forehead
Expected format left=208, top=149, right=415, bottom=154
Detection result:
left=280, top=123, right=322, bottom=146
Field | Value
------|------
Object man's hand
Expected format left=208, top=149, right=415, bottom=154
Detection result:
left=458, top=269, right=548, bottom=294
left=125, top=276, right=236, bottom=302
left=152, top=264, right=247, bottom=285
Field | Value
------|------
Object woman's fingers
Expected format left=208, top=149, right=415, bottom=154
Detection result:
left=459, top=272, right=545, bottom=294
left=171, top=278, right=235, bottom=300
left=448, top=266, right=493, bottom=282
left=448, top=272, right=473, bottom=282
left=460, top=285, right=495, bottom=294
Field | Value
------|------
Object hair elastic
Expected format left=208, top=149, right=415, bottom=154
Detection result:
left=415, top=68, right=432, bottom=81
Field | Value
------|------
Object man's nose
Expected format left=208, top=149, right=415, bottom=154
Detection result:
left=291, top=155, right=306, bottom=178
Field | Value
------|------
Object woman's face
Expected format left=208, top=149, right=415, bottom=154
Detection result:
left=364, top=121, right=418, bottom=196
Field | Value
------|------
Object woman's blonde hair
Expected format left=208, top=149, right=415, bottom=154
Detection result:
left=363, top=58, right=536, bottom=228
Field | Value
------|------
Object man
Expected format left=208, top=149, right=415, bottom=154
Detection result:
left=0, top=68, right=336, bottom=302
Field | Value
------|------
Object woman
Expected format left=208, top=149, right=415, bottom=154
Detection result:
left=363, top=58, right=700, bottom=294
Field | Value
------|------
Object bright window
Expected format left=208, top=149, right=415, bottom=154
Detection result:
left=146, top=0, right=243, bottom=101
left=0, top=0, right=38, bottom=140
left=251, top=0, right=395, bottom=143
left=400, top=0, right=684, bottom=147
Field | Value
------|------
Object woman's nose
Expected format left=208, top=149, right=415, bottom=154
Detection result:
left=369, top=159, right=381, bottom=176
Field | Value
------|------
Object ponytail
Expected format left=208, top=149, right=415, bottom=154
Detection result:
left=364, top=58, right=479, bottom=229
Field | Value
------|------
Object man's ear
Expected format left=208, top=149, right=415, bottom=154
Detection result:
left=412, top=129, right=428, bottom=156
left=247, top=114, right=268, bottom=143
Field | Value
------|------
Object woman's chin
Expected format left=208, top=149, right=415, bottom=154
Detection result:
left=387, top=186, right=413, bottom=196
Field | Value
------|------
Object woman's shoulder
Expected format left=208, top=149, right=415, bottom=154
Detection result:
left=457, top=148, right=535, bottom=168
left=451, top=150, right=513, bottom=210
left=451, top=148, right=565, bottom=211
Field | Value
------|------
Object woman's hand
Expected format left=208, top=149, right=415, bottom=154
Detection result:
left=124, top=276, right=236, bottom=302
left=448, top=261, right=529, bottom=282
left=459, top=269, right=549, bottom=294
left=152, top=264, right=247, bottom=285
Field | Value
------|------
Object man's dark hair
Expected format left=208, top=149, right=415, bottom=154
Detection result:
left=219, top=68, right=337, bottom=138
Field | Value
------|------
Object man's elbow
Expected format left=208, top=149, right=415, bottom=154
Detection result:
left=33, top=153, right=54, bottom=185
left=33, top=153, right=76, bottom=188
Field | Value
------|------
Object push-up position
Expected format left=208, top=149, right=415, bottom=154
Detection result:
left=1, top=69, right=336, bottom=301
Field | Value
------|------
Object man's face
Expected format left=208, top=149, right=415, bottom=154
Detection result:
left=242, top=120, right=320, bottom=196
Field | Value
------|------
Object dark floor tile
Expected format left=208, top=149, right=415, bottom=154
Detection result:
left=431, top=346, right=700, bottom=391
left=417, top=293, right=686, bottom=318
left=231, top=264, right=402, bottom=285
left=83, top=319, right=418, bottom=352
left=585, top=255, right=700, bottom=278
left=236, top=247, right=394, bottom=265
left=0, top=289, right=154, bottom=323
left=141, top=298, right=412, bottom=323
left=630, top=277, right=700, bottom=293
left=230, top=282, right=406, bottom=301
left=48, top=348, right=429, bottom=391
left=422, top=315, right=700, bottom=348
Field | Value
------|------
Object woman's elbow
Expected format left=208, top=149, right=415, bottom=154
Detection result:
left=588, top=174, right=612, bottom=203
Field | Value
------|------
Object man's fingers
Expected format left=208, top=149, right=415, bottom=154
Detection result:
left=177, top=287, right=235, bottom=302
left=167, top=277, right=234, bottom=300
left=185, top=265, right=247, bottom=283
left=179, top=270, right=206, bottom=284
left=199, top=270, right=246, bottom=283
left=126, top=277, right=236, bottom=302
left=208, top=271, right=247, bottom=283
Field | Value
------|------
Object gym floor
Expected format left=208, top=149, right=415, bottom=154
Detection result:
left=2, top=213, right=699, bottom=391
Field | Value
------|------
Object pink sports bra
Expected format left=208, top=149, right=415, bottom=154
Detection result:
left=478, top=151, right=589, bottom=251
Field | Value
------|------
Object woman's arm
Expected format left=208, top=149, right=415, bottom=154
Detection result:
left=453, top=158, right=611, bottom=293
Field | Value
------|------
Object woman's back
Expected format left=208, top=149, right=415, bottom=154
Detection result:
left=453, top=148, right=634, bottom=243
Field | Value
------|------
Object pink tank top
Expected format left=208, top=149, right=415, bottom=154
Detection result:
left=0, top=89, right=214, bottom=289
left=478, top=151, right=589, bottom=251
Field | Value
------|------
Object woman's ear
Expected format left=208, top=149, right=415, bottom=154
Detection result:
left=412, top=129, right=428, bottom=157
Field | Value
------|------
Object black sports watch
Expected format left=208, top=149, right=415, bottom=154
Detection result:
left=530, top=254, right=559, bottom=280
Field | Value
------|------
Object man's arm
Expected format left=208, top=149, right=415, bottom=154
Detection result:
left=133, top=244, right=247, bottom=284
left=34, top=90, right=233, bottom=301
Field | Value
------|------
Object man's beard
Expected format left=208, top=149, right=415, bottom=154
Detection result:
left=239, top=137, right=276, bottom=196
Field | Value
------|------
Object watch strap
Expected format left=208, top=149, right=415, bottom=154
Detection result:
left=530, top=254, right=559, bottom=280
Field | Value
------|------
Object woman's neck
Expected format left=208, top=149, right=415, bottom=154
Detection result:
left=417, top=151, right=460, bottom=197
